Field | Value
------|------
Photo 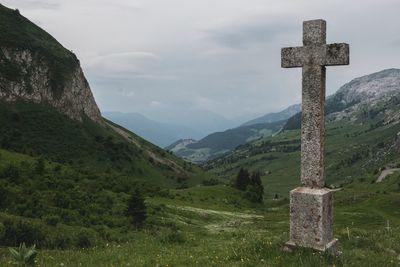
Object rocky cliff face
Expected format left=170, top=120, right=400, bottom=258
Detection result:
left=0, top=47, right=102, bottom=124
left=335, top=68, right=400, bottom=104
left=328, top=69, right=400, bottom=123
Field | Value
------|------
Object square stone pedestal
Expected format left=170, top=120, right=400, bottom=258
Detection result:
left=285, top=187, right=337, bottom=253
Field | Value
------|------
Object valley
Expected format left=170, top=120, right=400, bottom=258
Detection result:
left=0, top=3, right=399, bottom=266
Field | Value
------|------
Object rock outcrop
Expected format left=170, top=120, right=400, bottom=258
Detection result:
left=0, top=47, right=102, bottom=124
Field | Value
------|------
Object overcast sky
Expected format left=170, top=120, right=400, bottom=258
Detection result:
left=4, top=0, right=400, bottom=122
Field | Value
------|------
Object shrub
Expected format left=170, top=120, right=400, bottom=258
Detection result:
left=1, top=164, right=21, bottom=183
left=159, top=230, right=186, bottom=244
left=76, top=229, right=97, bottom=248
left=2, top=218, right=46, bottom=247
left=202, top=178, right=220, bottom=186
left=44, top=215, right=60, bottom=226
left=0, top=222, right=5, bottom=239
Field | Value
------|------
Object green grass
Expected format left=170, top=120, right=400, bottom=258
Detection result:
left=0, top=173, right=399, bottom=266
left=1, top=102, right=400, bottom=265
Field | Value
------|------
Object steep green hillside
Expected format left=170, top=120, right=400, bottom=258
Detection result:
left=0, top=100, right=208, bottom=248
left=0, top=100, right=205, bottom=187
left=206, top=120, right=400, bottom=197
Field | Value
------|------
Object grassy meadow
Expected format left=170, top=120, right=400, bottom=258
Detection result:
left=1, top=119, right=400, bottom=266
left=1, top=176, right=399, bottom=266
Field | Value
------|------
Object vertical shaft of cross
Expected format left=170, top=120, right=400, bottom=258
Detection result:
left=301, top=65, right=326, bottom=188
left=281, top=19, right=349, bottom=253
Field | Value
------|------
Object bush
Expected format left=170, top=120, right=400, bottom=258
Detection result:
left=76, top=229, right=97, bottom=248
left=0, top=222, right=5, bottom=239
left=202, top=178, right=220, bottom=186
left=44, top=215, right=60, bottom=226
left=2, top=218, right=46, bottom=247
left=1, top=164, right=21, bottom=183
left=159, top=229, right=186, bottom=244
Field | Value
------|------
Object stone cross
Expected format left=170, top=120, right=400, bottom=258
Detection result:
left=281, top=19, right=349, bottom=252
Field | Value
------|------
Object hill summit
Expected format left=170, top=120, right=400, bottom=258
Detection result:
left=0, top=4, right=102, bottom=123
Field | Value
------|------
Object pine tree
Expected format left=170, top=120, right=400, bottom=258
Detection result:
left=246, top=172, right=264, bottom=203
left=125, top=190, right=147, bottom=227
left=234, top=168, right=250, bottom=191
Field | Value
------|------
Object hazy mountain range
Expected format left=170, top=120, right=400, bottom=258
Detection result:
left=103, top=112, right=203, bottom=148
left=105, top=104, right=301, bottom=148
left=168, top=68, right=400, bottom=163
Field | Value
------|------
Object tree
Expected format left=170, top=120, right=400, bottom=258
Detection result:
left=245, top=172, right=264, bottom=203
left=234, top=169, right=264, bottom=203
left=125, top=190, right=147, bottom=227
left=234, top=168, right=250, bottom=191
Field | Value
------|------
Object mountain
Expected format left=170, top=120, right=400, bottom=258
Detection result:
left=0, top=6, right=399, bottom=264
left=146, top=109, right=238, bottom=137
left=0, top=4, right=206, bottom=249
left=0, top=4, right=205, bottom=185
left=283, top=68, right=400, bottom=130
left=103, top=112, right=203, bottom=148
left=206, top=68, right=400, bottom=188
left=167, top=120, right=285, bottom=163
left=166, top=104, right=304, bottom=164
left=241, top=104, right=301, bottom=126
left=0, top=6, right=102, bottom=123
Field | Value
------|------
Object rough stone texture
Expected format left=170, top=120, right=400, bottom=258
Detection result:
left=287, top=187, right=337, bottom=252
left=281, top=19, right=349, bottom=252
left=0, top=47, right=103, bottom=124
left=301, top=65, right=326, bottom=188
left=281, top=20, right=349, bottom=188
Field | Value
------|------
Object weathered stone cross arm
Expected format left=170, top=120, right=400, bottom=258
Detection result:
left=281, top=19, right=349, bottom=68
left=281, top=43, right=349, bottom=68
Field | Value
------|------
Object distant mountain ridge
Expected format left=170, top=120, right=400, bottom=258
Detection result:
left=242, top=104, right=301, bottom=126
left=103, top=112, right=202, bottom=147
left=167, top=120, right=285, bottom=163
left=284, top=68, right=400, bottom=130
left=166, top=104, right=302, bottom=163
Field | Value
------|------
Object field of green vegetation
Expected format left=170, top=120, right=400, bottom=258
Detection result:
left=1, top=177, right=398, bottom=266
left=1, top=118, right=399, bottom=266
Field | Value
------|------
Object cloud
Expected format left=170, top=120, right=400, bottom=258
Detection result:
left=86, top=52, right=161, bottom=77
left=202, top=16, right=296, bottom=49
left=149, top=100, right=161, bottom=108
left=9, top=0, right=400, bottom=126
left=3, top=0, right=60, bottom=10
